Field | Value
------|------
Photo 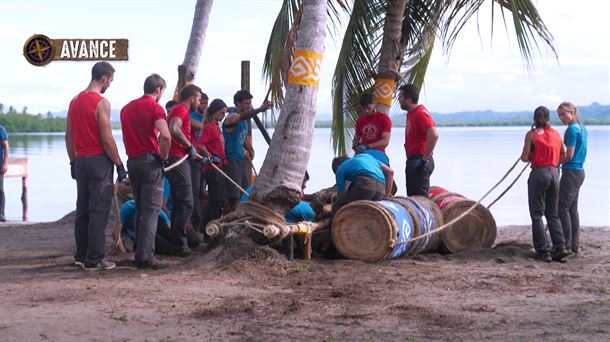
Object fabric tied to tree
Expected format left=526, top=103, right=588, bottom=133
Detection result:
left=373, top=78, right=395, bottom=106
left=287, top=49, right=323, bottom=87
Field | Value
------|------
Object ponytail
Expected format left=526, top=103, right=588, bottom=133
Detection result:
left=532, top=106, right=550, bottom=130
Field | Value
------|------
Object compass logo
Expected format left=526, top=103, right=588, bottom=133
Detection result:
left=23, top=34, right=54, bottom=66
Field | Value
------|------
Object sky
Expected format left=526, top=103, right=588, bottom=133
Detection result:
left=0, top=0, right=609, bottom=116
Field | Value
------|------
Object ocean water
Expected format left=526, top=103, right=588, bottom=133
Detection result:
left=4, top=126, right=610, bottom=226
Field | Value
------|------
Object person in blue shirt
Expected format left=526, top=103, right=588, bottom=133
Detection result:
left=0, top=124, right=8, bottom=222
left=331, top=153, right=394, bottom=216
left=222, top=90, right=272, bottom=214
left=557, top=101, right=588, bottom=255
left=119, top=199, right=174, bottom=255
left=240, top=186, right=315, bottom=223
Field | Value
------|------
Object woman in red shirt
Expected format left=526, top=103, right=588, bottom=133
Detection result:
left=520, top=106, right=568, bottom=262
left=196, top=99, right=228, bottom=227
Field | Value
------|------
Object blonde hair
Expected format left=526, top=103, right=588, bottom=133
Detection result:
left=558, top=101, right=582, bottom=131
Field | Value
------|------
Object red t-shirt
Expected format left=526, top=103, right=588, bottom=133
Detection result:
left=167, top=103, right=192, bottom=158
left=355, top=111, right=392, bottom=151
left=530, top=126, right=562, bottom=168
left=404, top=104, right=435, bottom=157
left=68, top=91, right=105, bottom=157
left=120, top=95, right=166, bottom=159
left=197, top=122, right=226, bottom=172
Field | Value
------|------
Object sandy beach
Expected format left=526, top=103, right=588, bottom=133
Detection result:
left=0, top=213, right=608, bottom=341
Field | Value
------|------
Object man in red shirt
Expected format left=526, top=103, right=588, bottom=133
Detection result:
left=65, top=62, right=127, bottom=271
left=120, top=74, right=171, bottom=269
left=166, top=84, right=202, bottom=257
left=398, top=84, right=439, bottom=197
left=352, top=92, right=392, bottom=165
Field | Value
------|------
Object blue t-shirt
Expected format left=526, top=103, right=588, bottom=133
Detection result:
left=284, top=201, right=315, bottom=223
left=240, top=186, right=314, bottom=223
left=364, top=149, right=390, bottom=166
left=335, top=153, right=385, bottom=192
left=0, top=125, right=8, bottom=163
left=163, top=177, right=172, bottom=212
left=562, top=123, right=587, bottom=171
left=120, top=199, right=170, bottom=239
left=223, top=109, right=249, bottom=160
left=190, top=111, right=204, bottom=141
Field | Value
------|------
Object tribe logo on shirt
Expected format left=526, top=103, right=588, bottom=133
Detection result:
left=362, top=124, right=379, bottom=140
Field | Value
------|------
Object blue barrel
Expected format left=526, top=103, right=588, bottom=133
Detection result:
left=392, top=196, right=443, bottom=254
left=332, top=200, right=415, bottom=262
left=378, top=200, right=414, bottom=259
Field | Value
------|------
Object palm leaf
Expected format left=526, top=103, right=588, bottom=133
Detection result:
left=331, top=0, right=387, bottom=155
left=438, top=0, right=556, bottom=70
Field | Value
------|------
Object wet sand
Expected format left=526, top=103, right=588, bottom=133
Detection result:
left=1, top=213, right=609, bottom=341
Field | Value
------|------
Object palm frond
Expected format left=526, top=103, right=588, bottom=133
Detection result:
left=331, top=0, right=386, bottom=155
left=262, top=0, right=301, bottom=114
left=263, top=0, right=350, bottom=122
left=439, top=0, right=556, bottom=70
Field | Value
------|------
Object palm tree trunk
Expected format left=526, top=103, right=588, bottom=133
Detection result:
left=174, top=0, right=214, bottom=99
left=374, top=0, right=407, bottom=114
left=250, top=0, right=327, bottom=214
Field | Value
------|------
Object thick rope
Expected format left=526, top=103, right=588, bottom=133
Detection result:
left=396, top=157, right=524, bottom=246
left=486, top=162, right=530, bottom=209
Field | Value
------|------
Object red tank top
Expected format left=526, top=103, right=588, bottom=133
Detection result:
left=68, top=91, right=105, bottom=156
left=530, top=126, right=562, bottom=168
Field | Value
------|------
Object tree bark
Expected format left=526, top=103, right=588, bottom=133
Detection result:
left=174, top=0, right=214, bottom=99
left=250, top=0, right=327, bottom=214
left=374, top=0, right=407, bottom=114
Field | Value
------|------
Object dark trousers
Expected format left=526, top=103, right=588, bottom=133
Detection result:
left=166, top=156, right=192, bottom=249
left=559, top=169, right=585, bottom=253
left=0, top=173, right=4, bottom=219
left=189, top=159, right=203, bottom=229
left=331, top=176, right=385, bottom=216
left=127, top=154, right=164, bottom=264
left=203, top=168, right=223, bottom=226
left=74, top=154, right=114, bottom=265
left=405, top=156, right=434, bottom=197
left=527, top=167, right=565, bottom=253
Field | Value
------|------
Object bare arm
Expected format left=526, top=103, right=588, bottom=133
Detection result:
left=561, top=145, right=574, bottom=164
left=223, top=100, right=272, bottom=126
left=559, top=144, right=568, bottom=165
left=520, top=131, right=533, bottom=162
left=169, top=117, right=192, bottom=149
left=154, top=118, right=171, bottom=160
left=423, top=127, right=439, bottom=161
left=380, top=163, right=394, bottom=198
left=1, top=140, right=8, bottom=174
left=190, top=117, right=203, bottom=133
left=97, top=98, right=122, bottom=166
left=194, top=141, right=212, bottom=159
left=368, top=132, right=391, bottom=150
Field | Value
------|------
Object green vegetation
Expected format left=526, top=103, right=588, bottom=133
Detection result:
left=0, top=105, right=65, bottom=133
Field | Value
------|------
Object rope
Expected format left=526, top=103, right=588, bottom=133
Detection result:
left=109, top=180, right=126, bottom=254
left=486, top=162, right=530, bottom=209
left=209, top=162, right=248, bottom=195
left=163, top=154, right=189, bottom=173
left=396, top=157, right=524, bottom=246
